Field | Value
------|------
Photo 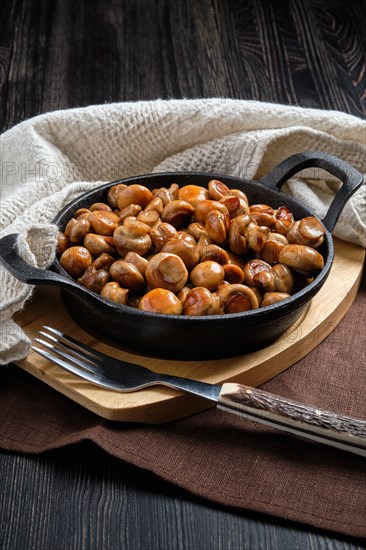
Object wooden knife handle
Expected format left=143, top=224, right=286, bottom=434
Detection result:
left=218, top=383, right=366, bottom=457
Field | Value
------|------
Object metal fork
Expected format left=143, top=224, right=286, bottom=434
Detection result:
left=32, top=326, right=366, bottom=457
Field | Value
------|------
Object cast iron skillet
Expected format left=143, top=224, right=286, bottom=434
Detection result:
left=0, top=151, right=363, bottom=359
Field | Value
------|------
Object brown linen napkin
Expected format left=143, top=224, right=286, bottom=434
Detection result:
left=0, top=271, right=365, bottom=538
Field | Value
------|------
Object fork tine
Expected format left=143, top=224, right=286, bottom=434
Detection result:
left=37, top=331, right=100, bottom=371
left=31, top=345, right=99, bottom=385
left=34, top=337, right=97, bottom=373
left=42, top=326, right=107, bottom=360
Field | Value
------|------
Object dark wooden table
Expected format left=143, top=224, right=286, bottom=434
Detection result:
left=1, top=1, right=365, bottom=548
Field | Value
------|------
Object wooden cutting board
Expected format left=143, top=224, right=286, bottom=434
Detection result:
left=13, top=238, right=364, bottom=424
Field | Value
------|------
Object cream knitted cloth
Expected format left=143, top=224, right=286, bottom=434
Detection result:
left=1, top=99, right=365, bottom=365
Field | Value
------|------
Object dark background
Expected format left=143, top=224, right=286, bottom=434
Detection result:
left=1, top=0, right=365, bottom=548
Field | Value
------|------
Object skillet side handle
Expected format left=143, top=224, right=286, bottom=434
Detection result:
left=0, top=233, right=79, bottom=290
left=259, top=151, right=364, bottom=232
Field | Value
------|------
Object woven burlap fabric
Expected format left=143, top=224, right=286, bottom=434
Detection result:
left=1, top=271, right=365, bottom=538
left=1, top=99, right=365, bottom=364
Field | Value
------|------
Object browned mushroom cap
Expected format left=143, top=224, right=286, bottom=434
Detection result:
left=107, top=183, right=127, bottom=209
left=205, top=209, right=230, bottom=245
left=145, top=252, right=188, bottom=293
left=88, top=210, right=120, bottom=236
left=230, top=189, right=249, bottom=203
left=84, top=233, right=115, bottom=256
left=109, top=259, right=146, bottom=293
left=243, top=259, right=271, bottom=286
left=219, top=195, right=250, bottom=218
left=150, top=222, right=177, bottom=251
left=207, top=179, right=231, bottom=200
left=152, top=183, right=179, bottom=206
left=287, top=217, right=325, bottom=248
left=161, top=232, right=200, bottom=271
left=77, top=266, right=109, bottom=293
left=261, top=292, right=291, bottom=307
left=176, top=286, right=191, bottom=305
left=117, top=203, right=143, bottom=223
left=100, top=281, right=129, bottom=305
left=64, top=217, right=91, bottom=243
left=246, top=222, right=271, bottom=252
left=113, top=218, right=152, bottom=256
left=259, top=232, right=288, bottom=264
left=136, top=209, right=160, bottom=227
left=138, top=288, right=183, bottom=315
left=74, top=208, right=91, bottom=219
left=249, top=204, right=275, bottom=227
left=178, top=185, right=209, bottom=206
left=117, top=184, right=153, bottom=210
left=226, top=250, right=245, bottom=269
left=183, top=287, right=217, bottom=316
left=92, top=253, right=115, bottom=271
left=253, top=263, right=294, bottom=294
left=228, top=214, right=250, bottom=255
left=123, top=251, right=149, bottom=275
left=194, top=200, right=229, bottom=224
left=143, top=196, right=164, bottom=214
left=223, top=264, right=245, bottom=284
left=278, top=244, right=324, bottom=274
left=273, top=206, right=294, bottom=235
left=216, top=284, right=259, bottom=313
left=161, top=200, right=195, bottom=229
left=60, top=246, right=93, bottom=278
left=190, top=261, right=225, bottom=291
left=56, top=231, right=69, bottom=255
left=89, top=202, right=112, bottom=212
left=187, top=222, right=208, bottom=241
left=200, top=243, right=229, bottom=264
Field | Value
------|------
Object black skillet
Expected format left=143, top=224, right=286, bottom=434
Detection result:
left=0, top=151, right=363, bottom=359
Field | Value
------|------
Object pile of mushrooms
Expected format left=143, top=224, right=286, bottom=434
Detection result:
left=57, top=180, right=325, bottom=315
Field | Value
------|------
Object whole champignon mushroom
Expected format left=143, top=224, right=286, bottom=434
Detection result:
left=60, top=246, right=93, bottom=278
left=88, top=210, right=120, bottom=236
left=145, top=252, right=189, bottom=293
left=123, top=251, right=149, bottom=275
left=207, top=179, right=230, bottom=200
left=150, top=222, right=177, bottom=251
left=64, top=217, right=91, bottom=243
left=273, top=206, right=294, bottom=235
left=194, top=200, right=229, bottom=224
left=113, top=217, right=152, bottom=256
left=259, top=232, right=288, bottom=264
left=216, top=283, right=259, bottom=313
left=138, top=288, right=183, bottom=315
left=161, top=200, right=195, bottom=229
left=223, top=264, right=245, bottom=284
left=261, top=292, right=291, bottom=307
left=100, top=281, right=129, bottom=305
left=200, top=243, right=229, bottom=264
left=205, top=209, right=230, bottom=245
left=243, top=259, right=271, bottom=287
left=107, top=183, right=127, bottom=209
left=152, top=183, right=179, bottom=206
left=109, top=259, right=146, bottom=293
left=183, top=287, right=220, bottom=316
left=117, top=184, right=153, bottom=210
left=178, top=184, right=209, bottom=206
left=249, top=204, right=275, bottom=227
left=84, top=233, right=115, bottom=256
left=78, top=265, right=110, bottom=294
left=161, top=231, right=200, bottom=271
left=253, top=263, right=294, bottom=294
left=278, top=244, right=324, bottom=275
left=287, top=217, right=325, bottom=248
left=190, top=260, right=225, bottom=291
left=219, top=195, right=249, bottom=218
left=89, top=202, right=112, bottom=212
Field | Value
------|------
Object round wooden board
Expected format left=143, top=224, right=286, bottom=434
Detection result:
left=14, top=238, right=364, bottom=423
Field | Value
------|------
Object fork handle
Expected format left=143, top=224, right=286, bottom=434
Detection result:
left=218, top=383, right=366, bottom=457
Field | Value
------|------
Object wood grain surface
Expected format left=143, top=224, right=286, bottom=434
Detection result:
left=1, top=0, right=365, bottom=549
